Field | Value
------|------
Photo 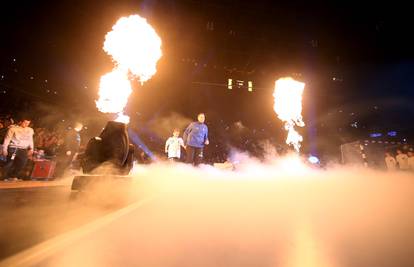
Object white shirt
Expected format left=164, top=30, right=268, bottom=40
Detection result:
left=396, top=153, right=409, bottom=170
left=2, top=125, right=34, bottom=151
left=385, top=156, right=397, bottom=170
left=165, top=137, right=184, bottom=158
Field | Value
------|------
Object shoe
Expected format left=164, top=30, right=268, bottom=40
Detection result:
left=11, top=177, right=19, bottom=181
left=3, top=178, right=9, bottom=181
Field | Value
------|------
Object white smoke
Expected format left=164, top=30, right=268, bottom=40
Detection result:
left=2, top=153, right=414, bottom=267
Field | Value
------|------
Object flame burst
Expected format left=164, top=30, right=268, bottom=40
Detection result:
left=96, top=15, right=162, bottom=123
left=96, top=69, right=132, bottom=114
left=273, top=77, right=305, bottom=152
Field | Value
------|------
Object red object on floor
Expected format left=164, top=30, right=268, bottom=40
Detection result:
left=31, top=160, right=56, bottom=179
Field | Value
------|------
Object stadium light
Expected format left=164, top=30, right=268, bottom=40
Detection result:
left=227, top=78, right=233, bottom=90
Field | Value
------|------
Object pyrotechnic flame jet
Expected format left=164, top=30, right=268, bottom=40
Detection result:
left=96, top=15, right=162, bottom=123
left=273, top=77, right=305, bottom=152
left=96, top=68, right=132, bottom=122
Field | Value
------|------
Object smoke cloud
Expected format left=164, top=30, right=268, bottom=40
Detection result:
left=1, top=153, right=414, bottom=267
left=146, top=112, right=192, bottom=139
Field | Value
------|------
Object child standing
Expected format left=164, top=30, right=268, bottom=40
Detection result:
left=165, top=129, right=185, bottom=161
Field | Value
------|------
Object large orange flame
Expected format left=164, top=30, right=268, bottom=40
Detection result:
left=96, top=15, right=162, bottom=123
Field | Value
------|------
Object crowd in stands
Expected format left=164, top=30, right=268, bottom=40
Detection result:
left=33, top=127, right=64, bottom=158
left=1, top=116, right=64, bottom=158
left=1, top=115, right=82, bottom=181
left=385, top=148, right=414, bottom=171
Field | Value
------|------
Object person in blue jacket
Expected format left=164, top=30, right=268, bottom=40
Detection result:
left=183, top=113, right=209, bottom=166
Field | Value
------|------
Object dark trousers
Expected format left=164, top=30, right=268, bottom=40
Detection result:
left=186, top=146, right=204, bottom=166
left=2, top=147, right=28, bottom=179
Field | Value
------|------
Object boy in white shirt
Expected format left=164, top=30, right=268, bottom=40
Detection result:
left=165, top=129, right=185, bottom=161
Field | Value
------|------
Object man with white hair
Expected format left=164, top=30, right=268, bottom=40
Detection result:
left=183, top=113, right=209, bottom=166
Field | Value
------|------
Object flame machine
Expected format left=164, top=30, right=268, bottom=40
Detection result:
left=71, top=121, right=134, bottom=191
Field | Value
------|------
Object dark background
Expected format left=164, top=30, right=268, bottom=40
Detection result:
left=1, top=0, right=413, bottom=161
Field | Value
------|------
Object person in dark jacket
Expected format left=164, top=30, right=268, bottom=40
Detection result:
left=183, top=113, right=209, bottom=166
left=64, top=123, right=83, bottom=158
left=56, top=123, right=83, bottom=177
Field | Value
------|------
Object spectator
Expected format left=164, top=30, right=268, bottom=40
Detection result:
left=2, top=118, right=34, bottom=181
left=0, top=122, right=5, bottom=162
left=43, top=133, right=59, bottom=156
left=55, top=123, right=83, bottom=177
left=0, top=117, right=14, bottom=146
left=183, top=113, right=209, bottom=166
left=64, top=123, right=83, bottom=158
left=407, top=151, right=414, bottom=171
left=34, top=128, right=46, bottom=149
left=384, top=152, right=397, bottom=171
left=396, top=149, right=409, bottom=171
left=165, top=128, right=185, bottom=162
left=33, top=128, right=63, bottom=158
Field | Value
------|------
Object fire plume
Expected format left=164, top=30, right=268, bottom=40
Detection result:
left=273, top=77, right=305, bottom=152
left=96, top=15, right=162, bottom=123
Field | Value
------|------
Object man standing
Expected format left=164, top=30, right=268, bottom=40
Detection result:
left=183, top=113, right=209, bottom=166
left=64, top=123, right=83, bottom=161
left=2, top=118, right=34, bottom=181
left=56, top=123, right=83, bottom=177
left=61, top=122, right=83, bottom=171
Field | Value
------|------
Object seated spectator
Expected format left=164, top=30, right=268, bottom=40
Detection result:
left=34, top=128, right=46, bottom=149
left=43, top=133, right=59, bottom=157
left=384, top=152, right=397, bottom=171
left=408, top=151, right=414, bottom=171
left=396, top=149, right=409, bottom=171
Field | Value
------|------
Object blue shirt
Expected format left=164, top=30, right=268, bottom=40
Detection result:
left=183, top=122, right=208, bottom=148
